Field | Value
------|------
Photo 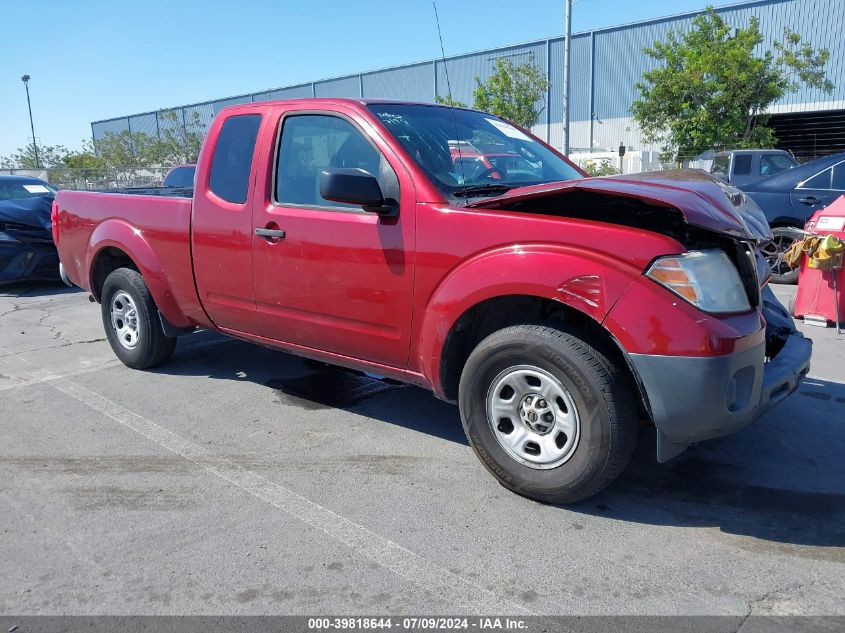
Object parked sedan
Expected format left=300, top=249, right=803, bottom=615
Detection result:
left=0, top=175, right=59, bottom=285
left=740, top=152, right=845, bottom=283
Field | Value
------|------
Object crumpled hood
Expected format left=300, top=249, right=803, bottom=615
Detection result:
left=0, top=195, right=53, bottom=231
left=467, top=169, right=773, bottom=242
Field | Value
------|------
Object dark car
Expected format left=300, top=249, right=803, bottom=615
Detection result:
left=162, top=164, right=196, bottom=188
left=0, top=175, right=60, bottom=285
left=739, top=152, right=845, bottom=283
left=710, top=149, right=798, bottom=187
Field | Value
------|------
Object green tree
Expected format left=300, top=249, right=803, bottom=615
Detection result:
left=0, top=142, right=72, bottom=169
left=435, top=95, right=468, bottom=108
left=472, top=57, right=550, bottom=128
left=155, top=110, right=205, bottom=164
left=582, top=159, right=620, bottom=177
left=632, top=7, right=834, bottom=161
left=48, top=142, right=109, bottom=188
left=93, top=130, right=161, bottom=172
left=91, top=110, right=205, bottom=173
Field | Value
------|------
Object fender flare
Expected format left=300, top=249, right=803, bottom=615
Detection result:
left=414, top=244, right=641, bottom=394
left=87, top=219, right=191, bottom=327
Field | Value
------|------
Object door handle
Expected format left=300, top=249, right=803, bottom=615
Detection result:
left=255, top=227, right=286, bottom=239
left=798, top=196, right=820, bottom=205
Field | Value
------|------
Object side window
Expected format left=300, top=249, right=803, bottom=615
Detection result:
left=733, top=155, right=752, bottom=176
left=275, top=114, right=397, bottom=209
left=799, top=167, right=832, bottom=190
left=760, top=154, right=794, bottom=176
left=832, top=162, right=845, bottom=191
left=209, top=114, right=261, bottom=204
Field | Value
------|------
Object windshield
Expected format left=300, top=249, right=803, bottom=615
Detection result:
left=0, top=179, right=56, bottom=201
left=367, top=104, right=581, bottom=198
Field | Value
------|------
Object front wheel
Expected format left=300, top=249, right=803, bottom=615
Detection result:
left=458, top=324, right=638, bottom=504
left=101, top=267, right=176, bottom=369
left=762, top=226, right=802, bottom=285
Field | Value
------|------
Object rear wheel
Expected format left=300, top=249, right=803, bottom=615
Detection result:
left=101, top=267, right=176, bottom=369
left=458, top=324, right=638, bottom=504
left=762, top=226, right=801, bottom=284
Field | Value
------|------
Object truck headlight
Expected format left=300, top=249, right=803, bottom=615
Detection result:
left=646, top=250, right=751, bottom=314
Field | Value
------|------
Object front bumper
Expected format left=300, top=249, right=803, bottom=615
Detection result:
left=0, top=239, right=59, bottom=286
left=629, top=331, right=812, bottom=462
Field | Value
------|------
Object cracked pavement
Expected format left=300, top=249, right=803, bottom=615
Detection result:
left=0, top=280, right=843, bottom=616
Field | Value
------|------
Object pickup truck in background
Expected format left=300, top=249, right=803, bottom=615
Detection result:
left=709, top=149, right=798, bottom=187
left=54, top=99, right=812, bottom=504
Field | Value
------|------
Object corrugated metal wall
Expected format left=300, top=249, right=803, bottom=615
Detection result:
left=91, top=0, right=845, bottom=153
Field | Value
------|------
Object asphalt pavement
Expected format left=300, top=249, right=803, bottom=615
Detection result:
left=0, top=281, right=843, bottom=617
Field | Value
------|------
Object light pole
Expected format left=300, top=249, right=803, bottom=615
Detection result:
left=562, top=0, right=572, bottom=156
left=21, top=74, right=40, bottom=169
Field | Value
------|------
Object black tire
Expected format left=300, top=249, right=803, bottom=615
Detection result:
left=765, top=227, right=801, bottom=285
left=101, top=267, right=176, bottom=369
left=458, top=324, right=638, bottom=504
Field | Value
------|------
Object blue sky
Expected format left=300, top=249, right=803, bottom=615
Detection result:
left=0, top=0, right=740, bottom=157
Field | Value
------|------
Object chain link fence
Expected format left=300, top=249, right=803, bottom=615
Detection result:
left=2, top=167, right=171, bottom=191
left=569, top=150, right=712, bottom=175
left=3, top=152, right=829, bottom=192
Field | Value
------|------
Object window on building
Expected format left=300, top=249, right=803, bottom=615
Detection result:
left=208, top=114, right=261, bottom=204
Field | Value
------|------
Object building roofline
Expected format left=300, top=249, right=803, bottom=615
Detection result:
left=91, top=0, right=792, bottom=126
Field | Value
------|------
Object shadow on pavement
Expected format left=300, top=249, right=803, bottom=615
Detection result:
left=160, top=331, right=844, bottom=548
left=0, top=280, right=80, bottom=298
left=581, top=377, right=845, bottom=549
left=159, top=331, right=467, bottom=445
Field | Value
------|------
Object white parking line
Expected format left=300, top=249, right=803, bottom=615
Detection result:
left=0, top=336, right=230, bottom=393
left=20, top=361, right=532, bottom=615
left=0, top=357, right=121, bottom=392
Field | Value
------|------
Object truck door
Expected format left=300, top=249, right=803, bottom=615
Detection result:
left=251, top=108, right=415, bottom=368
left=192, top=111, right=264, bottom=333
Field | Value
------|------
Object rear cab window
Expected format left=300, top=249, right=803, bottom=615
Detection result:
left=209, top=114, right=262, bottom=204
left=732, top=155, right=752, bottom=176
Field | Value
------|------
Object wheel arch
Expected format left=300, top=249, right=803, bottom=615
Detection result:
left=435, top=293, right=652, bottom=425
left=87, top=220, right=190, bottom=327
left=414, top=245, right=643, bottom=397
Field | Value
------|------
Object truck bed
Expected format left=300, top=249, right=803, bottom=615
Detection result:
left=55, top=189, right=202, bottom=327
left=99, top=186, right=194, bottom=198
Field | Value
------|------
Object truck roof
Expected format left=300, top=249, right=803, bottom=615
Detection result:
left=713, top=149, right=792, bottom=156
left=220, top=98, right=479, bottom=113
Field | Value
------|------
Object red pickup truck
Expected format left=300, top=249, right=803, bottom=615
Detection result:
left=54, top=99, right=811, bottom=503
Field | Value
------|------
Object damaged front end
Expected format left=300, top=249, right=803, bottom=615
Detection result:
left=467, top=169, right=811, bottom=460
left=0, top=196, right=59, bottom=285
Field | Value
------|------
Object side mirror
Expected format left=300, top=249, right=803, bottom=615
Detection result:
left=319, top=168, right=396, bottom=215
